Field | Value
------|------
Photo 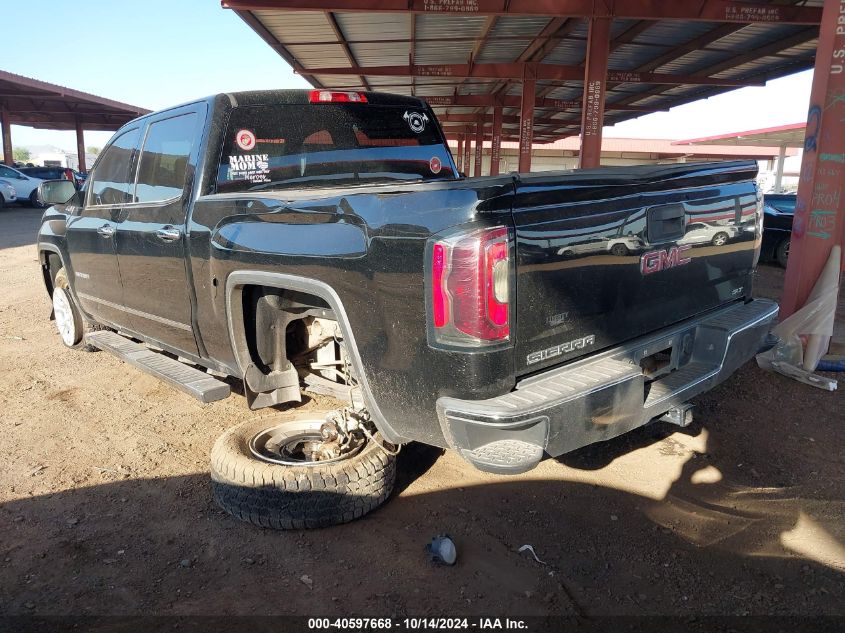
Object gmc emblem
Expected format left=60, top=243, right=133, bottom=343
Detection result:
left=640, top=245, right=692, bottom=275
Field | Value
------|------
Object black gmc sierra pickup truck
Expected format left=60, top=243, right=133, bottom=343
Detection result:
left=36, top=89, right=778, bottom=529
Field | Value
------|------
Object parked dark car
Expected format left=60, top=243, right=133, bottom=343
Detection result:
left=36, top=89, right=777, bottom=530
left=761, top=193, right=796, bottom=267
left=19, top=166, right=83, bottom=189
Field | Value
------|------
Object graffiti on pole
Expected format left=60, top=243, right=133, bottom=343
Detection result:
left=804, top=105, right=822, bottom=152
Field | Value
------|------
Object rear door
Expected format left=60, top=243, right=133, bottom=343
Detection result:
left=510, top=162, right=761, bottom=375
left=114, top=106, right=203, bottom=355
left=65, top=126, right=140, bottom=329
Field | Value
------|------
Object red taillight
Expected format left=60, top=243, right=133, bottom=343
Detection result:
left=309, top=90, right=368, bottom=104
left=429, top=226, right=510, bottom=346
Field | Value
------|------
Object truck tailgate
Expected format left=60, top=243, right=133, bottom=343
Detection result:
left=511, top=161, right=761, bottom=375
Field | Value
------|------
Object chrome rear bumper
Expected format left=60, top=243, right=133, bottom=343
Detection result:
left=436, top=299, right=779, bottom=474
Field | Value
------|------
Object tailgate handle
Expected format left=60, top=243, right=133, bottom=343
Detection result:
left=647, top=203, right=685, bottom=243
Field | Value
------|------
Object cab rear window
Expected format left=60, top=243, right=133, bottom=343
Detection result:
left=216, top=103, right=454, bottom=193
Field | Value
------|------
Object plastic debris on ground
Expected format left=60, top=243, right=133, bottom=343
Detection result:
left=757, top=245, right=840, bottom=391
left=518, top=544, right=546, bottom=565
left=426, top=535, right=457, bottom=566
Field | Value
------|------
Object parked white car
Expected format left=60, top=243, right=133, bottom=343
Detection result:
left=678, top=222, right=738, bottom=247
left=0, top=178, right=17, bottom=208
left=557, top=234, right=644, bottom=257
left=0, top=164, right=45, bottom=207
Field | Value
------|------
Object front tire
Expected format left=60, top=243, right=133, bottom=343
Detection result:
left=29, top=190, right=47, bottom=209
left=610, top=243, right=629, bottom=256
left=52, top=268, right=105, bottom=351
left=776, top=238, right=790, bottom=268
left=211, top=414, right=397, bottom=529
left=711, top=232, right=729, bottom=246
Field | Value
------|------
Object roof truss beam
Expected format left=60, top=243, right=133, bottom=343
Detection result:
left=421, top=94, right=660, bottom=112
left=222, top=1, right=822, bottom=24
left=325, top=11, right=371, bottom=90
left=300, top=63, right=763, bottom=86
left=438, top=113, right=580, bottom=127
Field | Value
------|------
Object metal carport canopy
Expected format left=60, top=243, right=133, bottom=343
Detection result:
left=675, top=122, right=806, bottom=148
left=0, top=69, right=149, bottom=171
left=222, top=0, right=821, bottom=173
left=675, top=122, right=806, bottom=192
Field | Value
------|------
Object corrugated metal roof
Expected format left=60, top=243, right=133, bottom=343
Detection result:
left=232, top=1, right=820, bottom=141
left=0, top=69, right=149, bottom=132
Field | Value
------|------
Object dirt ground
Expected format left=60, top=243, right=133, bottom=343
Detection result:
left=1, top=204, right=843, bottom=617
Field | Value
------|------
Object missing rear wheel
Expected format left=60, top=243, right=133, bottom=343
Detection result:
left=211, top=413, right=397, bottom=529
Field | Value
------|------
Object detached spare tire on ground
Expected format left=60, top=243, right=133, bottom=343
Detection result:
left=211, top=413, right=397, bottom=529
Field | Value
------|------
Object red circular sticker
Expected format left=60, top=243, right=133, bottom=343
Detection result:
left=235, top=129, right=256, bottom=151
left=430, top=156, right=442, bottom=174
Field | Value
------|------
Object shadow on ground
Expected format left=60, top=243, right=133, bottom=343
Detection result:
left=2, top=378, right=843, bottom=617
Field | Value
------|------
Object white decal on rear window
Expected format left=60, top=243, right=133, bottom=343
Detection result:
left=229, top=154, right=270, bottom=183
left=403, top=111, right=428, bottom=133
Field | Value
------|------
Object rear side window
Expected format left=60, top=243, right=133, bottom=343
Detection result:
left=217, top=103, right=454, bottom=193
left=135, top=113, right=197, bottom=203
left=89, top=128, right=140, bottom=206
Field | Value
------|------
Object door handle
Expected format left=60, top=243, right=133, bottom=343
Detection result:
left=156, top=226, right=182, bottom=242
left=96, top=224, right=115, bottom=238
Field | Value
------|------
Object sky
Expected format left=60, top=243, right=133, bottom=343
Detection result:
left=4, top=0, right=813, bottom=153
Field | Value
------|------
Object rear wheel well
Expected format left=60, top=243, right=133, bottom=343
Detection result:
left=241, top=285, right=335, bottom=373
left=235, top=284, right=351, bottom=409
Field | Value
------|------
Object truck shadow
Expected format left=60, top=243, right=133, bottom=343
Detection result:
left=2, top=423, right=842, bottom=617
left=556, top=420, right=697, bottom=471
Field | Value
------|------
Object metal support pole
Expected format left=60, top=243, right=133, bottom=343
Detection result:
left=491, top=106, right=503, bottom=176
left=463, top=133, right=472, bottom=176
left=1, top=107, right=12, bottom=167
left=456, top=135, right=464, bottom=173
left=518, top=77, right=535, bottom=173
left=774, top=143, right=787, bottom=193
left=781, top=0, right=845, bottom=318
left=579, top=17, right=611, bottom=169
left=75, top=117, right=87, bottom=173
left=473, top=122, right=484, bottom=177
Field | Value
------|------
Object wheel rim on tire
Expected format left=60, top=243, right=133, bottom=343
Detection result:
left=713, top=234, right=727, bottom=246
left=53, top=287, right=78, bottom=346
left=249, top=418, right=365, bottom=466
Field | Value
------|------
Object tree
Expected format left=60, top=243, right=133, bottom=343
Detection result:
left=12, top=147, right=30, bottom=162
left=86, top=146, right=101, bottom=155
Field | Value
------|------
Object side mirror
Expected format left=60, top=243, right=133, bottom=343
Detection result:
left=38, top=180, right=77, bottom=206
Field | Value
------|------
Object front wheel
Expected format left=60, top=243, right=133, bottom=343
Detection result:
left=711, top=232, right=729, bottom=247
left=211, top=414, right=397, bottom=529
left=52, top=268, right=105, bottom=351
left=610, top=243, right=629, bottom=257
left=29, top=190, right=47, bottom=209
left=776, top=238, right=790, bottom=268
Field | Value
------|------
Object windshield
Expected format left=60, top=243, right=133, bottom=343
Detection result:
left=216, top=103, right=455, bottom=193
